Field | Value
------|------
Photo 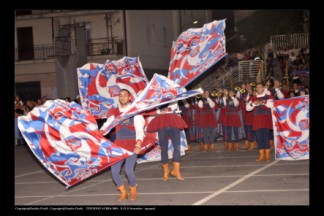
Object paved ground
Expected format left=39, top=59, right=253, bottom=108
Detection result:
left=15, top=141, right=309, bottom=207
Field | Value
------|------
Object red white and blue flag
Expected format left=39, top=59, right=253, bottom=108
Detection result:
left=18, top=100, right=136, bottom=188
left=100, top=73, right=203, bottom=136
left=77, top=57, right=148, bottom=119
left=168, top=19, right=227, bottom=87
left=272, top=95, right=309, bottom=160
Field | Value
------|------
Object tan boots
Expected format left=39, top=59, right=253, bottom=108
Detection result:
left=223, top=142, right=228, bottom=150
left=265, top=149, right=271, bottom=161
left=235, top=143, right=240, bottom=151
left=256, top=149, right=266, bottom=162
left=256, top=149, right=271, bottom=162
left=249, top=141, right=257, bottom=151
left=203, top=144, right=209, bottom=152
left=129, top=185, right=137, bottom=201
left=117, top=184, right=128, bottom=201
left=210, top=144, right=216, bottom=152
left=117, top=184, right=137, bottom=201
left=199, top=142, right=204, bottom=151
left=187, top=144, right=191, bottom=152
left=243, top=140, right=249, bottom=150
left=162, top=163, right=170, bottom=181
left=228, top=143, right=233, bottom=151
left=170, top=162, right=184, bottom=181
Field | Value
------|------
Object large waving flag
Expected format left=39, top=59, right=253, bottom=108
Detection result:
left=272, top=95, right=309, bottom=160
left=168, top=19, right=227, bottom=87
left=18, top=100, right=136, bottom=188
left=100, top=73, right=203, bottom=136
left=77, top=57, right=148, bottom=119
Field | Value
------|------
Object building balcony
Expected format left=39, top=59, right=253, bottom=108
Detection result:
left=15, top=44, right=54, bottom=62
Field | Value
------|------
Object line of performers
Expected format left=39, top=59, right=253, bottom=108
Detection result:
left=179, top=80, right=287, bottom=162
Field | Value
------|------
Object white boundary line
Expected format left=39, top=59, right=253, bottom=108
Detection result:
left=15, top=171, right=44, bottom=178
left=16, top=188, right=308, bottom=199
left=23, top=161, right=164, bottom=205
left=193, top=160, right=279, bottom=205
left=225, top=189, right=309, bottom=193
left=15, top=173, right=309, bottom=185
left=144, top=162, right=308, bottom=170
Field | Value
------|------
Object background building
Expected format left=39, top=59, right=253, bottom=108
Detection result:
left=15, top=10, right=216, bottom=101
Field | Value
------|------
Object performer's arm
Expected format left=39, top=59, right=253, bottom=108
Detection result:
left=183, top=99, right=190, bottom=108
left=232, top=97, right=239, bottom=107
left=134, top=115, right=145, bottom=154
left=99, top=114, right=115, bottom=134
left=246, top=100, right=256, bottom=111
left=264, top=98, right=274, bottom=108
left=274, top=88, right=285, bottom=99
left=206, top=97, right=215, bottom=108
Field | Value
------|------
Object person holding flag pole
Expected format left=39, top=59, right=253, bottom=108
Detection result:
left=99, top=89, right=145, bottom=201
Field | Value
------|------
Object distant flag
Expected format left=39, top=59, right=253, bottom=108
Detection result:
left=272, top=96, right=309, bottom=160
left=77, top=57, right=148, bottom=119
left=18, top=100, right=137, bottom=188
left=100, top=73, right=203, bottom=136
left=168, top=19, right=227, bottom=87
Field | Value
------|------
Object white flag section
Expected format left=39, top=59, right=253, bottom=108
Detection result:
left=100, top=73, right=203, bottom=136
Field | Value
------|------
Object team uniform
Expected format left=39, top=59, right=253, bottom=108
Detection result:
left=246, top=91, right=274, bottom=161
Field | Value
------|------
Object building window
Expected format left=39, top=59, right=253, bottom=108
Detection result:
left=17, top=27, right=34, bottom=61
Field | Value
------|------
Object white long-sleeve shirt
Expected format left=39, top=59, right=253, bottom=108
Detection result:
left=246, top=91, right=274, bottom=111
left=221, top=96, right=239, bottom=107
left=100, top=105, right=145, bottom=141
left=198, top=97, right=215, bottom=108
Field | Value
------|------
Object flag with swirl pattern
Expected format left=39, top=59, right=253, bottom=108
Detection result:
left=17, top=100, right=138, bottom=188
left=168, top=19, right=227, bottom=87
left=77, top=57, right=148, bottom=119
left=272, top=95, right=309, bottom=160
left=100, top=73, right=203, bottom=136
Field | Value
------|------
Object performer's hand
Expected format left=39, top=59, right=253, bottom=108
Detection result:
left=99, top=130, right=104, bottom=135
left=134, top=146, right=141, bottom=154
left=253, top=101, right=259, bottom=106
left=161, top=109, right=167, bottom=114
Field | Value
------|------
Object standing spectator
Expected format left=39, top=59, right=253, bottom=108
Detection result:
left=15, top=108, right=24, bottom=146
left=15, top=95, right=23, bottom=108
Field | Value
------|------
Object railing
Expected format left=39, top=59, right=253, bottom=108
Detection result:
left=211, top=60, right=266, bottom=90
left=238, top=60, right=266, bottom=84
left=270, top=33, right=309, bottom=51
left=15, top=40, right=124, bottom=61
left=86, top=39, right=124, bottom=56
left=15, top=45, right=54, bottom=61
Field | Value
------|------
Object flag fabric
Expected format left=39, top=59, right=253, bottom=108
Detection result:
left=137, top=130, right=187, bottom=164
left=168, top=19, right=227, bottom=87
left=100, top=73, right=203, bottom=136
left=17, top=100, right=138, bottom=188
left=137, top=116, right=187, bottom=163
left=272, top=95, right=309, bottom=160
left=77, top=57, right=148, bottom=119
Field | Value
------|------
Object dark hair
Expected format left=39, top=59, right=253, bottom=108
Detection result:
left=15, top=109, right=24, bottom=115
left=119, top=89, right=131, bottom=95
